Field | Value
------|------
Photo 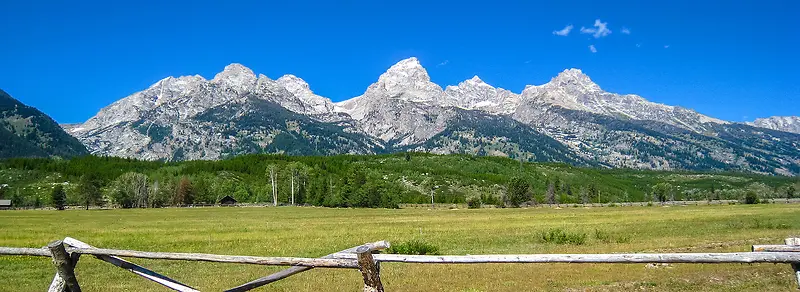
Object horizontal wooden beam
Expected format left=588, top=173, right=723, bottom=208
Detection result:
left=226, top=240, right=390, bottom=292
left=65, top=247, right=360, bottom=268
left=332, top=252, right=800, bottom=264
left=62, top=237, right=199, bottom=292
left=752, top=245, right=800, bottom=252
left=0, top=247, right=52, bottom=257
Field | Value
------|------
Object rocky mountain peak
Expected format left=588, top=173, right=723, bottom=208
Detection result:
left=388, top=57, right=423, bottom=70
left=548, top=68, right=601, bottom=92
left=212, top=63, right=257, bottom=92
left=276, top=74, right=311, bottom=93
left=378, top=57, right=431, bottom=83
left=275, top=74, right=335, bottom=115
left=465, top=75, right=491, bottom=86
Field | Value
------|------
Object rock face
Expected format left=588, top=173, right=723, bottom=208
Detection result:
left=0, top=89, right=88, bottom=158
left=69, top=58, right=800, bottom=175
left=750, top=116, right=800, bottom=134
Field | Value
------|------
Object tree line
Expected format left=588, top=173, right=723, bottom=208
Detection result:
left=2, top=153, right=798, bottom=209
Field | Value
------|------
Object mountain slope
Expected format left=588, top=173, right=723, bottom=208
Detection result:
left=750, top=116, right=800, bottom=134
left=0, top=89, right=88, bottom=158
left=403, top=109, right=590, bottom=165
left=512, top=106, right=800, bottom=175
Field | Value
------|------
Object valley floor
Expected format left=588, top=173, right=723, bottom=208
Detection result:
left=0, top=205, right=798, bottom=291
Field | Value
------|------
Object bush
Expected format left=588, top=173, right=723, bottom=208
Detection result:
left=594, top=229, right=611, bottom=243
left=466, top=197, right=482, bottom=209
left=744, top=191, right=759, bottom=204
left=386, top=239, right=440, bottom=255
left=749, top=219, right=791, bottom=229
left=540, top=228, right=586, bottom=245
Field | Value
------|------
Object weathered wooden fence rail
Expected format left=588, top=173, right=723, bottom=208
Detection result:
left=1, top=237, right=799, bottom=291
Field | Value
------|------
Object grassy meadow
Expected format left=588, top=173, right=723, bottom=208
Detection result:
left=0, top=204, right=799, bottom=291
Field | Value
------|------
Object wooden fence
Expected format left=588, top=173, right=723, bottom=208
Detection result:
left=1, top=237, right=800, bottom=291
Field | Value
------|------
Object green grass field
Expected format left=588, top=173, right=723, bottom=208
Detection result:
left=1, top=204, right=798, bottom=291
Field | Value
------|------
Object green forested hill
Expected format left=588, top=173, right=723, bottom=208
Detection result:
left=1, top=153, right=797, bottom=208
left=0, top=89, right=88, bottom=159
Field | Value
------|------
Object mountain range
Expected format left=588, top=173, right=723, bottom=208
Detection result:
left=43, top=57, right=800, bottom=175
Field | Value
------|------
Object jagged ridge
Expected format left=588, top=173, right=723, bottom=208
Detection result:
left=67, top=58, right=800, bottom=175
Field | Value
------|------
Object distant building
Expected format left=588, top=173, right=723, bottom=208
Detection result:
left=218, top=195, right=237, bottom=206
left=0, top=200, right=11, bottom=210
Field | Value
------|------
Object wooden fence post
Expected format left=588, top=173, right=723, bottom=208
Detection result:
left=47, top=240, right=81, bottom=292
left=786, top=238, right=800, bottom=289
left=49, top=238, right=82, bottom=292
left=356, top=244, right=384, bottom=292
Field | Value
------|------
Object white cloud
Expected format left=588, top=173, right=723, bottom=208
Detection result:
left=621, top=27, right=631, bottom=35
left=636, top=43, right=641, bottom=48
left=664, top=45, right=670, bottom=49
left=437, top=60, right=449, bottom=67
left=553, top=25, right=573, bottom=36
left=589, top=45, right=597, bottom=53
left=580, top=19, right=612, bottom=38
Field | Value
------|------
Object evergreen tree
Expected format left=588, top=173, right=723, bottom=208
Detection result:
left=51, top=185, right=66, bottom=210
left=506, top=177, right=531, bottom=207
left=78, top=173, right=102, bottom=210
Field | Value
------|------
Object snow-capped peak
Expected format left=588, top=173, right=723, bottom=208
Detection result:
left=276, top=74, right=311, bottom=93
left=388, top=57, right=423, bottom=71
left=212, top=63, right=257, bottom=93
left=213, top=63, right=255, bottom=80
left=548, top=68, right=601, bottom=92
left=378, top=57, right=432, bottom=83
left=464, top=75, right=493, bottom=87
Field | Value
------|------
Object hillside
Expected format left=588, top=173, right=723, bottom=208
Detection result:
left=0, top=89, right=88, bottom=159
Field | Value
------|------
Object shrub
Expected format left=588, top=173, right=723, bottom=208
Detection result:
left=744, top=191, right=759, bottom=204
left=750, top=219, right=791, bottom=229
left=386, top=239, right=440, bottom=255
left=466, top=197, right=482, bottom=209
left=594, top=229, right=611, bottom=243
left=615, top=235, right=632, bottom=244
left=540, top=228, right=586, bottom=245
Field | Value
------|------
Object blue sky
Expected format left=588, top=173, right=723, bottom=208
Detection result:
left=1, top=0, right=797, bottom=123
